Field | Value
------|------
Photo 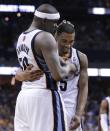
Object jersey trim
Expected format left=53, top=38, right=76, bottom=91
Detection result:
left=81, top=118, right=84, bottom=131
left=68, top=47, right=72, bottom=58
left=31, top=31, right=58, bottom=90
left=58, top=93, right=66, bottom=131
left=23, top=29, right=37, bottom=34
left=31, top=30, right=43, bottom=70
left=76, top=49, right=81, bottom=67
left=52, top=90, right=66, bottom=131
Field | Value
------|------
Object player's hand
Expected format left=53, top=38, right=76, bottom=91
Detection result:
left=62, top=55, right=68, bottom=61
left=69, top=114, right=81, bottom=130
left=59, top=57, right=66, bottom=66
left=68, top=63, right=77, bottom=74
left=23, top=65, right=44, bottom=81
left=60, top=57, right=77, bottom=75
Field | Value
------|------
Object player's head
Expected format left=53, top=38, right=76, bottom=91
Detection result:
left=55, top=20, right=75, bottom=55
left=33, top=4, right=60, bottom=34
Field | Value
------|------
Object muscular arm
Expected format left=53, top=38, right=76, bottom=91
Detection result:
left=75, top=51, right=88, bottom=116
left=69, top=51, right=88, bottom=130
left=100, top=99, right=109, bottom=131
left=35, top=32, right=76, bottom=81
left=15, top=65, right=43, bottom=82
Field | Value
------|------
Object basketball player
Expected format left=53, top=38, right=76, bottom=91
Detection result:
left=15, top=4, right=77, bottom=131
left=15, top=20, right=88, bottom=131
left=56, top=21, right=88, bottom=131
left=99, top=91, right=110, bottom=131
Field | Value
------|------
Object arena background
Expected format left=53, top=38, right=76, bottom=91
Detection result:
left=0, top=0, right=110, bottom=130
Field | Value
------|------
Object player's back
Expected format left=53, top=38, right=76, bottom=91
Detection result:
left=15, top=28, right=68, bottom=131
left=16, top=29, right=47, bottom=89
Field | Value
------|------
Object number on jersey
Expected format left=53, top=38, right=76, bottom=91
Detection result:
left=18, top=57, right=29, bottom=70
left=60, top=80, right=67, bottom=91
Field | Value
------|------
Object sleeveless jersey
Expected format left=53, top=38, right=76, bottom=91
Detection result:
left=105, top=96, right=110, bottom=129
left=16, top=29, right=57, bottom=90
left=58, top=48, right=80, bottom=108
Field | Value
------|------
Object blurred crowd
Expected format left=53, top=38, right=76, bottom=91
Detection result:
left=0, top=15, right=110, bottom=66
left=87, top=0, right=110, bottom=7
left=0, top=0, right=110, bottom=67
left=0, top=85, right=20, bottom=131
left=0, top=78, right=109, bottom=131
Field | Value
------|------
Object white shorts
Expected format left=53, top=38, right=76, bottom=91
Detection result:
left=14, top=88, right=68, bottom=131
left=66, top=107, right=83, bottom=131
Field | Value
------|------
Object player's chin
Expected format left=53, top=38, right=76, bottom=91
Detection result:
left=63, top=49, right=69, bottom=53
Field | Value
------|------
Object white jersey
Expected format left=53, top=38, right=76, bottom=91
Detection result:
left=58, top=48, right=82, bottom=130
left=16, top=29, right=57, bottom=90
left=105, top=96, right=110, bottom=129
left=59, top=48, right=80, bottom=108
left=15, top=29, right=68, bottom=131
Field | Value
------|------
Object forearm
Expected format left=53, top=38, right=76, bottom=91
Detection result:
left=52, top=62, right=76, bottom=81
left=100, top=113, right=109, bottom=131
left=75, top=85, right=88, bottom=116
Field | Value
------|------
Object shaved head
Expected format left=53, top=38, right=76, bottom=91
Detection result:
left=31, top=4, right=60, bottom=34
left=37, top=4, right=58, bottom=14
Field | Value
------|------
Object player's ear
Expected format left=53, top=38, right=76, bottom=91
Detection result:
left=41, top=18, right=46, bottom=25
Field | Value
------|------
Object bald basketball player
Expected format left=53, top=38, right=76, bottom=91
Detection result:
left=15, top=4, right=77, bottom=131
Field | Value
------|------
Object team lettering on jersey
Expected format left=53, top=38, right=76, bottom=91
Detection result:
left=16, top=44, right=29, bottom=55
left=16, top=30, right=53, bottom=89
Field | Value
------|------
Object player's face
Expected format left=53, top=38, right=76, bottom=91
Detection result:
left=57, top=32, right=75, bottom=55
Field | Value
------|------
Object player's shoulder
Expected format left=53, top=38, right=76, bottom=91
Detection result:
left=72, top=48, right=88, bottom=63
left=35, top=31, right=54, bottom=42
left=34, top=31, right=56, bottom=50
left=17, top=33, right=24, bottom=46
left=76, top=49, right=88, bottom=68
left=72, top=47, right=86, bottom=57
left=18, top=32, right=24, bottom=39
left=77, top=50, right=87, bottom=59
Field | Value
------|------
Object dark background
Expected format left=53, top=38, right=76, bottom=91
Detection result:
left=0, top=0, right=110, bottom=130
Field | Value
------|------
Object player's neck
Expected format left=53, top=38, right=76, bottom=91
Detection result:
left=25, top=26, right=36, bottom=33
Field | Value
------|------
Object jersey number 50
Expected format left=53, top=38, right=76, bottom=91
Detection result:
left=18, top=57, right=29, bottom=70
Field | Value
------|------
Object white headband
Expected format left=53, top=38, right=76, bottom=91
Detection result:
left=34, top=10, right=60, bottom=20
